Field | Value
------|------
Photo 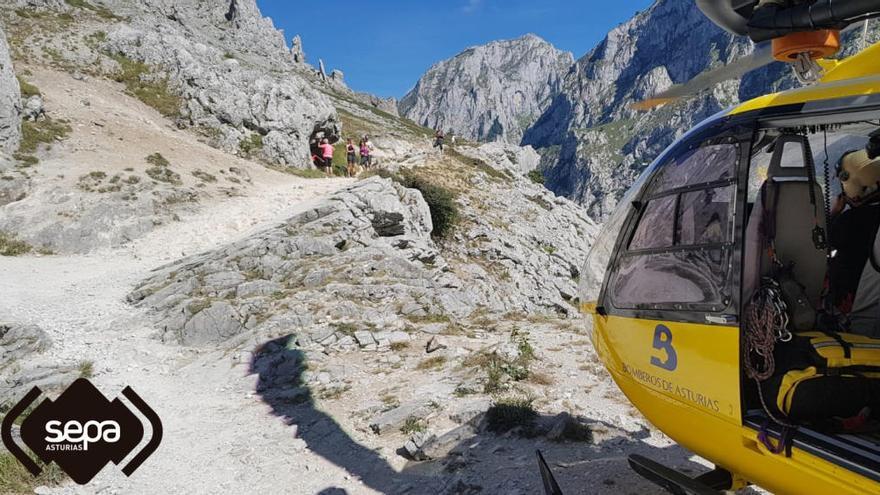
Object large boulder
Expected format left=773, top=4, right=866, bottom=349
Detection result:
left=0, top=27, right=21, bottom=158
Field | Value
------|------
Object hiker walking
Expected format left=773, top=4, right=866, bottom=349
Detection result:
left=319, top=138, right=335, bottom=176
left=346, top=138, right=358, bottom=177
left=360, top=136, right=374, bottom=170
left=433, top=129, right=445, bottom=154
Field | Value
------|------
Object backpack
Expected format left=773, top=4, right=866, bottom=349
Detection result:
left=764, top=331, right=880, bottom=421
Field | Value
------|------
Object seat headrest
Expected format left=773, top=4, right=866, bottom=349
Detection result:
left=768, top=134, right=812, bottom=181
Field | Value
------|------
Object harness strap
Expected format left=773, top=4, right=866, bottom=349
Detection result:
left=820, top=330, right=853, bottom=359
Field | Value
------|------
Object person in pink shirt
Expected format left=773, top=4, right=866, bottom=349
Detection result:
left=319, top=138, right=334, bottom=176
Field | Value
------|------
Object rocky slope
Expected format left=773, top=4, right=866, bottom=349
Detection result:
left=399, top=34, right=573, bottom=145
left=0, top=2, right=699, bottom=494
left=0, top=26, right=19, bottom=156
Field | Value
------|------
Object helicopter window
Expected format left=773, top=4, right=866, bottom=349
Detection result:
left=612, top=249, right=730, bottom=309
left=677, top=186, right=736, bottom=245
left=648, top=144, right=737, bottom=194
left=610, top=142, right=739, bottom=311
left=629, top=195, right=677, bottom=250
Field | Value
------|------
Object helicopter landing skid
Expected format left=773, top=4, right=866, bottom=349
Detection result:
left=628, top=454, right=732, bottom=495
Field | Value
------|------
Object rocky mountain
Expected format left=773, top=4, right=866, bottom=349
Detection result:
left=407, top=1, right=880, bottom=221
left=399, top=34, right=573, bottom=144
left=522, top=0, right=795, bottom=219
left=0, top=3, right=670, bottom=493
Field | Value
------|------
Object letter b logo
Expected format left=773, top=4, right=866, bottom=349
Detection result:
left=650, top=325, right=678, bottom=371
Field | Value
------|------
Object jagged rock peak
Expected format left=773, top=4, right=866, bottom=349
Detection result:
left=399, top=34, right=573, bottom=145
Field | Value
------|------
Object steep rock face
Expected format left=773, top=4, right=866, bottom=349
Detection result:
left=0, top=26, right=21, bottom=157
left=101, top=0, right=339, bottom=167
left=399, top=34, right=573, bottom=145
left=522, top=0, right=798, bottom=219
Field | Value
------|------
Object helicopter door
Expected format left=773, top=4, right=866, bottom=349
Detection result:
left=596, top=131, right=749, bottom=424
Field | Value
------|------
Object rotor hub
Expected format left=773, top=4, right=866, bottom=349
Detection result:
left=772, top=29, right=841, bottom=62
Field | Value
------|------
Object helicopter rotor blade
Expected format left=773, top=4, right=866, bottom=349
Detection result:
left=631, top=21, right=867, bottom=111
left=631, top=42, right=773, bottom=110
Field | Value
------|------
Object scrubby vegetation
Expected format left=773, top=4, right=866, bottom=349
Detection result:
left=0, top=453, right=66, bottom=495
left=485, top=394, right=538, bottom=434
left=400, top=416, right=427, bottom=435
left=239, top=133, right=263, bottom=156
left=0, top=232, right=33, bottom=256
left=146, top=152, right=171, bottom=168
left=14, top=118, right=72, bottom=164
left=64, top=0, right=120, bottom=19
left=16, top=75, right=40, bottom=98
left=527, top=169, right=546, bottom=185
left=111, top=54, right=181, bottom=117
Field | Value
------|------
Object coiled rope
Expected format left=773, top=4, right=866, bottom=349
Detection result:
left=744, top=277, right=799, bottom=430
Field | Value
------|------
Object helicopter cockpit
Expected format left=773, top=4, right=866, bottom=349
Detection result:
left=580, top=106, right=880, bottom=482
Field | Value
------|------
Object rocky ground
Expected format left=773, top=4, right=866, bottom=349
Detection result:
left=0, top=1, right=759, bottom=494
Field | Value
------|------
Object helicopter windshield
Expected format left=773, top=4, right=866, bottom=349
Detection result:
left=578, top=169, right=651, bottom=304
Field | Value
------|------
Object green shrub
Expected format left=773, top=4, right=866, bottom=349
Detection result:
left=0, top=232, right=33, bottom=256
left=527, top=169, right=546, bottom=185
left=485, top=395, right=538, bottom=434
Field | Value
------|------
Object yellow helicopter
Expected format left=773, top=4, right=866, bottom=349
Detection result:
left=539, top=1, right=880, bottom=494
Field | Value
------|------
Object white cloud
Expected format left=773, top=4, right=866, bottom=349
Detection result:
left=461, top=0, right=483, bottom=14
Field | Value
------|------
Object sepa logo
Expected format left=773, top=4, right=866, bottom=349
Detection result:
left=1, top=379, right=162, bottom=484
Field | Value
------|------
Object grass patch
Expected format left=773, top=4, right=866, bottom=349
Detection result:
left=485, top=395, right=538, bottom=435
left=192, top=170, right=217, bottom=183
left=400, top=417, right=427, bottom=435
left=416, top=355, right=447, bottom=371
left=64, top=0, right=120, bottom=19
left=78, top=360, right=94, bottom=378
left=146, top=167, right=181, bottom=185
left=146, top=152, right=170, bottom=167
left=469, top=329, right=536, bottom=394
left=267, top=165, right=327, bottom=179
left=239, top=133, right=263, bottom=156
left=111, top=54, right=180, bottom=118
left=17, top=118, right=71, bottom=154
left=0, top=232, right=33, bottom=256
left=332, top=322, right=358, bottom=336
left=16, top=75, right=40, bottom=98
left=527, top=169, right=546, bottom=185
left=0, top=453, right=66, bottom=494
left=390, top=342, right=409, bottom=352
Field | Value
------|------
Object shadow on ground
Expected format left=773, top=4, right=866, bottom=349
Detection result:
left=250, top=335, right=759, bottom=495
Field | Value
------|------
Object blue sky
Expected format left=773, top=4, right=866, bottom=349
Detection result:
left=257, top=0, right=654, bottom=98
